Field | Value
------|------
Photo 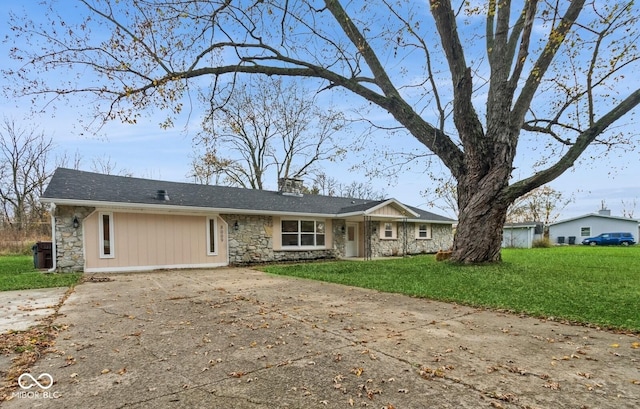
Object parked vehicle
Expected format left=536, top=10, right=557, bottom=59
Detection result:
left=581, top=232, right=636, bottom=246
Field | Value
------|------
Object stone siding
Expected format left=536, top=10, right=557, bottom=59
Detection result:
left=332, top=219, right=347, bottom=259
left=222, top=214, right=338, bottom=265
left=223, top=214, right=274, bottom=264
left=54, top=205, right=94, bottom=272
left=367, top=222, right=453, bottom=257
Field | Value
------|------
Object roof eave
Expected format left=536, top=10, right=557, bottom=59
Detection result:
left=39, top=198, right=334, bottom=218
left=40, top=197, right=456, bottom=223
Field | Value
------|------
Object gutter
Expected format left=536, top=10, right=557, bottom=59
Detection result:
left=39, top=197, right=457, bottom=225
left=47, top=203, right=57, bottom=273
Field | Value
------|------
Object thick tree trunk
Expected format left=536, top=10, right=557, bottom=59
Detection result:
left=451, top=168, right=511, bottom=264
left=452, top=197, right=508, bottom=263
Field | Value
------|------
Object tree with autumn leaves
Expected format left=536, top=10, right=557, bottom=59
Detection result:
left=5, top=0, right=640, bottom=263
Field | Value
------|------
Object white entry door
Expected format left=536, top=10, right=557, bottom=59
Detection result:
left=345, top=223, right=358, bottom=257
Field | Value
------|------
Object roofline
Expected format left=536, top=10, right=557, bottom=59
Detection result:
left=360, top=198, right=420, bottom=218
left=504, top=222, right=541, bottom=228
left=549, top=213, right=640, bottom=226
left=41, top=197, right=453, bottom=223
left=405, top=218, right=457, bottom=225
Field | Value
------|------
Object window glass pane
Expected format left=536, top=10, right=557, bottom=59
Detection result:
left=209, top=219, right=216, bottom=253
left=301, top=220, right=315, bottom=232
left=384, top=223, right=393, bottom=238
left=282, top=220, right=299, bottom=232
left=301, top=234, right=315, bottom=246
left=316, top=222, right=325, bottom=234
left=102, top=214, right=111, bottom=255
left=419, top=231, right=427, bottom=238
left=347, top=226, right=355, bottom=241
left=580, top=227, right=590, bottom=236
left=282, top=233, right=299, bottom=246
left=316, top=234, right=325, bottom=246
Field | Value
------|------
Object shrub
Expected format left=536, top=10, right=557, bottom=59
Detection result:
left=532, top=237, right=552, bottom=248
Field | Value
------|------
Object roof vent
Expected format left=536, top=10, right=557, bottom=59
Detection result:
left=278, top=178, right=304, bottom=197
left=598, top=208, right=610, bottom=216
left=156, top=189, right=170, bottom=201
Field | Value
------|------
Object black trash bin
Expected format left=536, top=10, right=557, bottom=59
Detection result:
left=557, top=236, right=565, bottom=244
left=34, top=242, right=53, bottom=269
left=568, top=236, right=576, bottom=245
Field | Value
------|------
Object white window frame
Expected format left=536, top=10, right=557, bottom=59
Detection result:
left=380, top=222, right=397, bottom=240
left=206, top=216, right=218, bottom=255
left=416, top=223, right=432, bottom=240
left=98, top=212, right=115, bottom=259
left=281, top=219, right=326, bottom=249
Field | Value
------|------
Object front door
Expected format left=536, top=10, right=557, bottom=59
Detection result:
left=345, top=223, right=358, bottom=257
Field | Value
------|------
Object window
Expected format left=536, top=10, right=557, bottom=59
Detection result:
left=416, top=223, right=432, bottom=239
left=99, top=212, right=114, bottom=258
left=380, top=222, right=396, bottom=239
left=207, top=217, right=218, bottom=255
left=281, top=220, right=325, bottom=248
left=580, top=227, right=591, bottom=237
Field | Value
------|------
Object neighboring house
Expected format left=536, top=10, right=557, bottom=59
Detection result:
left=502, top=222, right=543, bottom=248
left=40, top=168, right=456, bottom=273
left=548, top=209, right=639, bottom=244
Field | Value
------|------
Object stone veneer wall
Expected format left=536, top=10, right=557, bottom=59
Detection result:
left=332, top=219, right=347, bottom=259
left=367, top=221, right=453, bottom=257
left=222, top=214, right=338, bottom=265
left=54, top=205, right=94, bottom=272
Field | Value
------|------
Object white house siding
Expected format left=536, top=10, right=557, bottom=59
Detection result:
left=549, top=215, right=639, bottom=244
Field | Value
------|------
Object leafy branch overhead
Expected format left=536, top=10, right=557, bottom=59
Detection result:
left=5, top=0, right=640, bottom=263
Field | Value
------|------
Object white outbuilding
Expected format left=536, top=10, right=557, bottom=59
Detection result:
left=548, top=209, right=639, bottom=245
left=502, top=222, right=544, bottom=248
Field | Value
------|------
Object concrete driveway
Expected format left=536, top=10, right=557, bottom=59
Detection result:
left=0, top=288, right=69, bottom=334
left=2, top=268, right=639, bottom=408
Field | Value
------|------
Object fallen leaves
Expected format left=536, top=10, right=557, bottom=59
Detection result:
left=419, top=365, right=454, bottom=380
left=350, top=367, right=364, bottom=377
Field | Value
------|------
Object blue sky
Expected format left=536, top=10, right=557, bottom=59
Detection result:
left=1, top=1, right=639, bottom=221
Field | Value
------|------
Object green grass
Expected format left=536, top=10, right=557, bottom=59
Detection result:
left=262, top=246, right=640, bottom=332
left=0, top=255, right=82, bottom=291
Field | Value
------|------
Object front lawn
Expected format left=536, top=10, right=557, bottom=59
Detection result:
left=263, top=246, right=640, bottom=332
left=0, top=255, right=82, bottom=291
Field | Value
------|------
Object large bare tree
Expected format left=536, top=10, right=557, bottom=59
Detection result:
left=506, top=186, right=571, bottom=226
left=191, top=77, right=346, bottom=189
left=0, top=119, right=54, bottom=232
left=5, top=0, right=640, bottom=262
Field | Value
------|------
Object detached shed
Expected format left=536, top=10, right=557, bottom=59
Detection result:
left=502, top=222, right=543, bottom=248
left=548, top=210, right=639, bottom=245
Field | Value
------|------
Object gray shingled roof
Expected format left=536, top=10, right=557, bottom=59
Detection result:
left=41, top=168, right=455, bottom=223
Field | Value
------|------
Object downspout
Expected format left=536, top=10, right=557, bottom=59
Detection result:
left=47, top=203, right=57, bottom=273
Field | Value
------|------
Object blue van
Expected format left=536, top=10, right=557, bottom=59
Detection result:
left=581, top=232, right=636, bottom=246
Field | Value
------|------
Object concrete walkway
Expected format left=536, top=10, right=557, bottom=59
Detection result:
left=2, top=268, right=639, bottom=408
